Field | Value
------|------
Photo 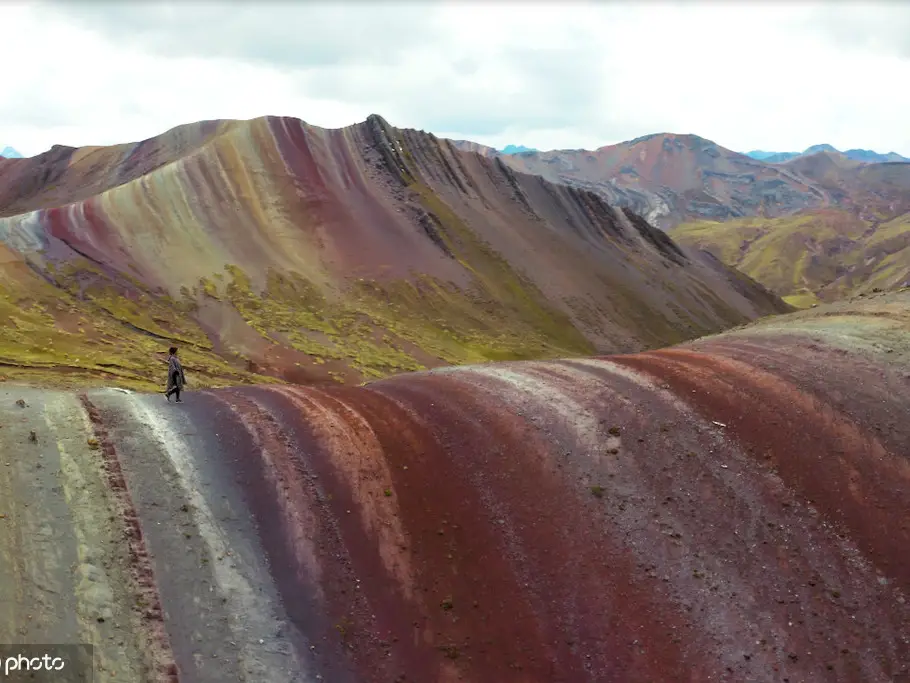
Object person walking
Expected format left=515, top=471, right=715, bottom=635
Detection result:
left=164, top=346, right=187, bottom=403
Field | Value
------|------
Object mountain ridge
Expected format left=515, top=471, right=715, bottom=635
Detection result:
left=3, top=288, right=908, bottom=682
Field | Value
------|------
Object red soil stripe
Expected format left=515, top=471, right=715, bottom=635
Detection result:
left=687, top=335, right=910, bottom=458
left=612, top=349, right=910, bottom=594
left=196, top=365, right=910, bottom=681
left=362, top=374, right=707, bottom=682
left=78, top=393, right=179, bottom=683
left=211, top=385, right=437, bottom=683
left=422, top=362, right=894, bottom=680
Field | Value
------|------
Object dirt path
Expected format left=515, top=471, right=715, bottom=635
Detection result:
left=0, top=386, right=312, bottom=683
left=84, top=388, right=310, bottom=683
left=0, top=386, right=151, bottom=681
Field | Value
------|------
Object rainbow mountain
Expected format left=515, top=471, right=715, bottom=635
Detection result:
left=0, top=114, right=787, bottom=390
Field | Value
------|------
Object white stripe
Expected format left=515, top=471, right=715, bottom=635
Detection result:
left=122, top=393, right=309, bottom=682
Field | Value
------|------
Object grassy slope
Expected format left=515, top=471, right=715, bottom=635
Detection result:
left=0, top=248, right=274, bottom=390
left=670, top=210, right=910, bottom=307
left=708, top=287, right=910, bottom=365
left=1, top=247, right=595, bottom=391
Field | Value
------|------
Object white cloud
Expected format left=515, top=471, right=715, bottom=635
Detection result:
left=2, top=1, right=909, bottom=157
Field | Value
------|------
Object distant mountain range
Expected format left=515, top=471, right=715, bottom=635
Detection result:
left=745, top=145, right=908, bottom=164
left=499, top=144, right=538, bottom=154
left=492, top=142, right=908, bottom=165
left=452, top=133, right=910, bottom=231
left=0, top=146, right=23, bottom=159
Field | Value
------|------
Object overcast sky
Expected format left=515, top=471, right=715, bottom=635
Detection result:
left=3, top=1, right=910, bottom=157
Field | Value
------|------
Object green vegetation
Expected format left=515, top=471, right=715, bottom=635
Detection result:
left=1, top=229, right=595, bottom=390
left=671, top=210, right=910, bottom=302
left=782, top=292, right=820, bottom=309
left=216, top=249, right=594, bottom=382
left=405, top=181, right=595, bottom=355
left=187, top=174, right=599, bottom=382
left=0, top=257, right=272, bottom=390
left=218, top=265, right=427, bottom=380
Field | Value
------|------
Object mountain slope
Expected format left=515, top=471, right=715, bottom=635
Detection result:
left=671, top=156, right=910, bottom=304
left=0, top=146, right=22, bottom=159
left=0, top=115, right=788, bottom=389
left=670, top=209, right=910, bottom=305
left=453, top=135, right=910, bottom=234
left=454, top=133, right=832, bottom=229
left=2, top=291, right=908, bottom=682
left=481, top=131, right=910, bottom=301
left=782, top=154, right=910, bottom=216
